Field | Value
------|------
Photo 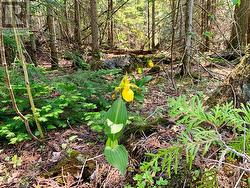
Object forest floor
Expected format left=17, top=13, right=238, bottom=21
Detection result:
left=0, top=54, right=247, bottom=188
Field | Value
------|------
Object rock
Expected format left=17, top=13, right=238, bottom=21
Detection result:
left=50, top=152, right=61, bottom=163
left=103, top=55, right=131, bottom=69
left=242, top=83, right=250, bottom=102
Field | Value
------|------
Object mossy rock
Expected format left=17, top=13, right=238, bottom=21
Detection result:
left=41, top=150, right=96, bottom=182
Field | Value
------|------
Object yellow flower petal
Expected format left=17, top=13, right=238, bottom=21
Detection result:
left=119, top=74, right=130, bottom=88
left=137, top=68, right=142, bottom=74
left=147, top=60, right=154, bottom=68
left=122, top=87, right=134, bottom=102
left=112, top=93, right=116, bottom=100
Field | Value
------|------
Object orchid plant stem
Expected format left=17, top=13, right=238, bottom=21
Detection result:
left=0, top=30, right=40, bottom=141
left=12, top=28, right=45, bottom=139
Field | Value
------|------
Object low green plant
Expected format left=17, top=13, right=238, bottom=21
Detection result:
left=0, top=67, right=121, bottom=143
left=64, top=51, right=90, bottom=70
left=102, top=74, right=151, bottom=175
left=130, top=95, right=250, bottom=187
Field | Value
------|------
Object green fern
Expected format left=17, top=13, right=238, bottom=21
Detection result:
left=132, top=95, right=250, bottom=187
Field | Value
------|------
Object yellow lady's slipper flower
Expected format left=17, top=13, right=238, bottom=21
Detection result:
left=114, top=74, right=139, bottom=102
left=147, top=59, right=154, bottom=68
left=122, top=86, right=134, bottom=102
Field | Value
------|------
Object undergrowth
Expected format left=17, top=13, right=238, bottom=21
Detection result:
left=130, top=95, right=250, bottom=188
left=0, top=66, right=121, bottom=143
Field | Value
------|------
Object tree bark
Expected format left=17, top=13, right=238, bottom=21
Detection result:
left=248, top=9, right=250, bottom=44
left=74, top=0, right=81, bottom=47
left=229, top=0, right=250, bottom=49
left=182, top=0, right=194, bottom=76
left=151, top=0, right=156, bottom=49
left=47, top=3, right=59, bottom=69
left=147, top=0, right=150, bottom=49
left=29, top=32, right=37, bottom=66
left=108, top=0, right=114, bottom=48
left=90, top=0, right=99, bottom=56
left=63, top=0, right=70, bottom=40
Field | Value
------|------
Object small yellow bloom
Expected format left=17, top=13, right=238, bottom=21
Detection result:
left=137, top=68, right=142, bottom=74
left=122, top=87, right=134, bottom=102
left=112, top=93, right=116, bottom=100
left=147, top=59, right=154, bottom=68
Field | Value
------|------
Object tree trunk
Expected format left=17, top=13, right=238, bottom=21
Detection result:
left=229, top=0, right=250, bottom=49
left=182, top=0, right=194, bottom=76
left=29, top=32, right=37, bottom=66
left=47, top=3, right=59, bottom=69
left=74, top=0, right=81, bottom=47
left=63, top=0, right=70, bottom=40
left=206, top=45, right=250, bottom=106
left=204, top=0, right=211, bottom=51
left=248, top=10, right=250, bottom=43
left=151, top=0, right=156, bottom=49
left=90, top=0, right=99, bottom=56
left=108, top=0, right=114, bottom=48
left=147, top=0, right=150, bottom=49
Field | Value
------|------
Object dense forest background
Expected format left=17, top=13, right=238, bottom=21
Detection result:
left=0, top=0, right=250, bottom=187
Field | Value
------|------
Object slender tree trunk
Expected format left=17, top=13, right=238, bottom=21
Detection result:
left=229, top=0, right=250, bottom=49
left=182, top=0, right=194, bottom=76
left=0, top=29, right=40, bottom=141
left=179, top=0, right=184, bottom=43
left=29, top=32, right=37, bottom=66
left=147, top=0, right=151, bottom=49
left=74, top=0, right=81, bottom=47
left=204, top=0, right=211, bottom=51
left=200, top=0, right=212, bottom=52
left=151, top=0, right=156, bottom=49
left=64, top=0, right=70, bottom=40
left=90, top=0, right=99, bottom=56
left=47, top=3, right=59, bottom=69
left=247, top=7, right=250, bottom=43
left=29, top=13, right=37, bottom=66
left=200, top=0, right=206, bottom=51
left=108, top=0, right=114, bottom=48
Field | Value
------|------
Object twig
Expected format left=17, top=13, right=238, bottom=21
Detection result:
left=145, top=105, right=166, bottom=121
left=204, top=158, right=250, bottom=172
left=76, top=158, right=87, bottom=186
left=86, top=154, right=103, bottom=162
left=0, top=28, right=40, bottom=141
left=214, top=125, right=250, bottom=162
left=234, top=171, right=245, bottom=188
left=229, top=84, right=237, bottom=107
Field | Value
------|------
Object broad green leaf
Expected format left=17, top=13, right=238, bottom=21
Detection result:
left=106, top=98, right=128, bottom=124
left=47, top=125, right=57, bottom=130
left=232, top=0, right=240, bottom=6
left=104, top=145, right=128, bottom=175
left=106, top=119, right=124, bottom=134
left=137, top=75, right=152, bottom=87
